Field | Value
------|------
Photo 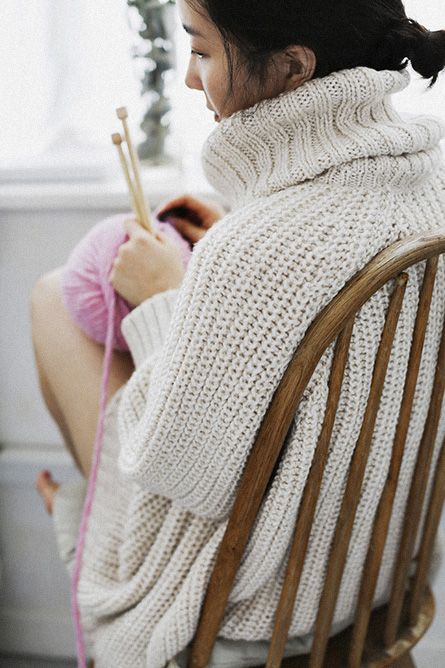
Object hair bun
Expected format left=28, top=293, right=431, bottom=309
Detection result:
left=409, top=26, right=445, bottom=86
left=383, top=17, right=445, bottom=87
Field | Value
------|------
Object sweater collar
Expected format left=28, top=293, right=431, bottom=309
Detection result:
left=200, top=66, right=445, bottom=210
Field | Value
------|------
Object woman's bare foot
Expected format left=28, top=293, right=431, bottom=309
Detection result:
left=36, top=470, right=61, bottom=515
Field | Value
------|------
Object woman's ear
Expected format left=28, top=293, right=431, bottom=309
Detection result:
left=282, top=45, right=317, bottom=90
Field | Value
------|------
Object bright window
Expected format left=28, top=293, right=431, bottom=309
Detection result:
left=0, top=1, right=443, bottom=177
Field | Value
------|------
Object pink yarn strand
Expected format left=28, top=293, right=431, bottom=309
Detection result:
left=70, top=290, right=117, bottom=668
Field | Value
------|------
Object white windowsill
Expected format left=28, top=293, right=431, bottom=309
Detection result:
left=0, top=162, right=211, bottom=211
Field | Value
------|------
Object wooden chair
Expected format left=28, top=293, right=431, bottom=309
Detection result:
left=188, top=229, right=445, bottom=668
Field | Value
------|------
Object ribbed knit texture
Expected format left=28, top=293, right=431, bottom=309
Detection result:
left=77, top=66, right=445, bottom=668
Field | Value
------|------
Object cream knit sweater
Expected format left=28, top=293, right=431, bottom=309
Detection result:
left=77, top=66, right=445, bottom=668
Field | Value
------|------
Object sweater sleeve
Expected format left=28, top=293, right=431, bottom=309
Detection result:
left=116, top=215, right=320, bottom=521
left=121, top=288, right=180, bottom=368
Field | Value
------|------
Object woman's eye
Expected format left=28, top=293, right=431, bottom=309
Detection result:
left=190, top=49, right=205, bottom=59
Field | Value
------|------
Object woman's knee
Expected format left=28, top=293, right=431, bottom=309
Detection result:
left=31, top=267, right=64, bottom=316
left=30, top=267, right=66, bottom=345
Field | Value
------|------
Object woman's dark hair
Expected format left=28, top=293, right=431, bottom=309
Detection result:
left=189, top=0, right=445, bottom=94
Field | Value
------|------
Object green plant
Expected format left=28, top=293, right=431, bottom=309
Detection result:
left=128, top=0, right=177, bottom=162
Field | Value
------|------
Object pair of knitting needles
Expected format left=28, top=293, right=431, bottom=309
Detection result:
left=111, top=107, right=155, bottom=235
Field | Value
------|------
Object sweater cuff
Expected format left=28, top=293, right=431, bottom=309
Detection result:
left=121, top=288, right=180, bottom=367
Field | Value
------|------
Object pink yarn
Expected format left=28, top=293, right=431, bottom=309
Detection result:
left=61, top=213, right=192, bottom=351
left=61, top=213, right=193, bottom=667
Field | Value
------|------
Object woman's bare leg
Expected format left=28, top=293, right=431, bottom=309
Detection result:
left=31, top=267, right=135, bottom=479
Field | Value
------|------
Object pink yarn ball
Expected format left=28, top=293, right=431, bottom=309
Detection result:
left=61, top=213, right=193, bottom=352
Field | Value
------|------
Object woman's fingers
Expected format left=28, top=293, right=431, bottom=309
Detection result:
left=124, top=216, right=161, bottom=242
left=169, top=216, right=207, bottom=244
left=121, top=211, right=204, bottom=248
left=155, top=194, right=200, bottom=220
left=155, top=194, right=225, bottom=229
left=124, top=216, right=144, bottom=237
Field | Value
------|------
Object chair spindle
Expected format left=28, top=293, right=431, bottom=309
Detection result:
left=265, top=319, right=354, bottom=668
left=384, top=303, right=445, bottom=646
left=308, top=273, right=408, bottom=668
left=408, top=435, right=445, bottom=626
left=347, top=258, right=438, bottom=667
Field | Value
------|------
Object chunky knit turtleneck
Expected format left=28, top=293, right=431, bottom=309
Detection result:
left=68, top=66, right=445, bottom=668
left=201, top=66, right=444, bottom=208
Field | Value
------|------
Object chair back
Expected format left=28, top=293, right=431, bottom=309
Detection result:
left=188, top=229, right=445, bottom=668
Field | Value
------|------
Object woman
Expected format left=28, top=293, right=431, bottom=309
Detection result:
left=32, top=0, right=445, bottom=666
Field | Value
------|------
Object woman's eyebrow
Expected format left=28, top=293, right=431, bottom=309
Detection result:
left=182, top=23, right=207, bottom=39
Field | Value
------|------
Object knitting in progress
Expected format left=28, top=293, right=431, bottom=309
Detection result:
left=58, top=66, right=445, bottom=668
left=61, top=215, right=192, bottom=352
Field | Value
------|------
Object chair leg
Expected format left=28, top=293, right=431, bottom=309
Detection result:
left=389, top=652, right=416, bottom=667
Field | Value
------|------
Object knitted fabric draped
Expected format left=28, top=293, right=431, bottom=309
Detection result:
left=61, top=214, right=193, bottom=667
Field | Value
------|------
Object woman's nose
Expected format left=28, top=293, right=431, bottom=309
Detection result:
left=185, top=60, right=204, bottom=91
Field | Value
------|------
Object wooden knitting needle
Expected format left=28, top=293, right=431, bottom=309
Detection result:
left=116, top=106, right=154, bottom=234
left=111, top=132, right=145, bottom=226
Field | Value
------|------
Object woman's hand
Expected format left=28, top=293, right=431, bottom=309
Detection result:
left=154, top=194, right=226, bottom=244
left=109, top=218, right=186, bottom=307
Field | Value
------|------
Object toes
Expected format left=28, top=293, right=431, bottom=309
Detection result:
left=36, top=470, right=61, bottom=515
left=36, top=470, right=49, bottom=493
